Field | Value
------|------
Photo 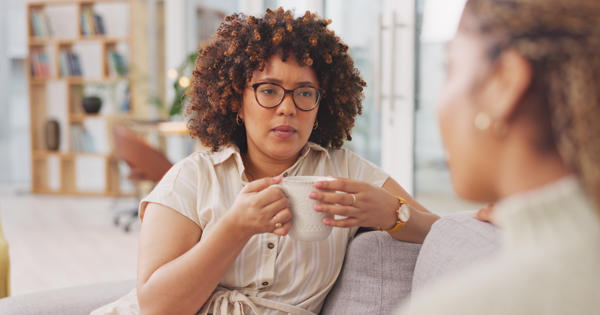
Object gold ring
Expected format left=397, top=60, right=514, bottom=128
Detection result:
left=351, top=194, right=357, bottom=206
left=275, top=222, right=282, bottom=229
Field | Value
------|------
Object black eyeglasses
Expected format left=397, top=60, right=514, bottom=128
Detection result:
left=249, top=82, right=321, bottom=111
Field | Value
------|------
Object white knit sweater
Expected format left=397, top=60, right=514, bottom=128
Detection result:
left=395, top=176, right=600, bottom=315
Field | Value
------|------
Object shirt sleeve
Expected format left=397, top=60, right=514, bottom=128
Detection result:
left=138, top=154, right=203, bottom=227
left=342, top=148, right=390, bottom=188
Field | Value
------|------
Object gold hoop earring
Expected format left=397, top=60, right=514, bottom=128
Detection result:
left=313, top=120, right=319, bottom=130
left=236, top=113, right=243, bottom=126
left=474, top=112, right=491, bottom=131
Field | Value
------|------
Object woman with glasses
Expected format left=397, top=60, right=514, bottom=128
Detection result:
left=92, top=8, right=438, bottom=315
left=394, top=0, right=600, bottom=314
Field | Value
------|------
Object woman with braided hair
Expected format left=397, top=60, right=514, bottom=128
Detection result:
left=92, top=8, right=438, bottom=315
left=394, top=0, right=600, bottom=314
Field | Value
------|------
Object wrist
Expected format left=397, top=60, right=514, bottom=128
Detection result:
left=221, top=211, right=254, bottom=240
left=377, top=196, right=410, bottom=233
left=376, top=194, right=400, bottom=231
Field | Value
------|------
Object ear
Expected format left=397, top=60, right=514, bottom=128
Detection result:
left=486, top=49, right=532, bottom=123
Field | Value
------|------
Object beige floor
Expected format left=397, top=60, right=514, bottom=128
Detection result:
left=0, top=189, right=139, bottom=296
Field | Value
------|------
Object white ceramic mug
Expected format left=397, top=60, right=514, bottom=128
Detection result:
left=273, top=176, right=334, bottom=241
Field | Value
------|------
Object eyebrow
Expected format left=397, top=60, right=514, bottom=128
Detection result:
left=254, top=77, right=318, bottom=87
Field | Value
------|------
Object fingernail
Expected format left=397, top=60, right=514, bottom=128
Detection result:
left=314, top=204, right=322, bottom=211
left=314, top=182, right=323, bottom=188
left=323, top=218, right=331, bottom=225
left=273, top=176, right=282, bottom=181
left=309, top=192, right=318, bottom=198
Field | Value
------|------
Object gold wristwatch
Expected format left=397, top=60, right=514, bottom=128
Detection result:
left=379, top=196, right=411, bottom=233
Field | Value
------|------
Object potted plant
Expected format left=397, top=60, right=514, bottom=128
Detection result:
left=151, top=51, right=199, bottom=117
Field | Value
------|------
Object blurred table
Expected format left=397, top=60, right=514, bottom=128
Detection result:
left=157, top=121, right=188, bottom=135
left=122, top=119, right=199, bottom=162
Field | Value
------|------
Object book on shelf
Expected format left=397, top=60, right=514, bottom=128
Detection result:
left=94, top=14, right=106, bottom=35
left=81, top=7, right=105, bottom=36
left=59, top=51, right=83, bottom=76
left=30, top=51, right=51, bottom=77
left=107, top=50, right=128, bottom=76
left=69, top=53, right=83, bottom=76
left=30, top=10, right=53, bottom=37
left=71, top=125, right=95, bottom=153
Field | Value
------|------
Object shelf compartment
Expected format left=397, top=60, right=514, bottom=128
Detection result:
left=28, top=0, right=135, bottom=197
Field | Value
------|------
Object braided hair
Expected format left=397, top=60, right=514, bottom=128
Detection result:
left=188, top=8, right=366, bottom=152
left=461, top=0, right=600, bottom=209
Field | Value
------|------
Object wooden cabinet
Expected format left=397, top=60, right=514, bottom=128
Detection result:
left=27, top=0, right=133, bottom=196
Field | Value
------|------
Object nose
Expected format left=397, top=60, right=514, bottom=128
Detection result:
left=276, top=92, right=296, bottom=116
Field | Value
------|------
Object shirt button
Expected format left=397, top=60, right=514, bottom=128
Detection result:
left=267, top=242, right=275, bottom=249
left=262, top=281, right=269, bottom=286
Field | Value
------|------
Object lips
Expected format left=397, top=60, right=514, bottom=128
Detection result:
left=272, top=125, right=296, bottom=138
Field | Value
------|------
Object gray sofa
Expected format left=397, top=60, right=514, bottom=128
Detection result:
left=0, top=212, right=500, bottom=314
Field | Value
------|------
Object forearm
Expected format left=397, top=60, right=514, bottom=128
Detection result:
left=388, top=208, right=439, bottom=244
left=380, top=178, right=439, bottom=243
left=138, top=216, right=251, bottom=315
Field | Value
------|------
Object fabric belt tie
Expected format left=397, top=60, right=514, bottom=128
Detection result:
left=200, top=287, right=316, bottom=315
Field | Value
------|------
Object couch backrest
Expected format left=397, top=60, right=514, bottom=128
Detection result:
left=321, top=231, right=421, bottom=315
left=412, top=211, right=500, bottom=292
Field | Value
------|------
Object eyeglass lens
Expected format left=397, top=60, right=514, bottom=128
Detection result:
left=255, top=83, right=319, bottom=110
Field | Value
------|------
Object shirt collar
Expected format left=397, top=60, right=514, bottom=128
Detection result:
left=210, top=142, right=331, bottom=181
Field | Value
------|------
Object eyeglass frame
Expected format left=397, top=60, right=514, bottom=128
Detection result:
left=248, top=82, right=322, bottom=111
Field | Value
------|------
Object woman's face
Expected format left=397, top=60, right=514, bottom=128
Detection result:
left=437, top=30, right=499, bottom=201
left=240, top=54, right=319, bottom=162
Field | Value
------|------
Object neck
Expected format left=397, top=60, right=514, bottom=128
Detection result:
left=495, top=143, right=572, bottom=200
left=242, top=148, right=299, bottom=181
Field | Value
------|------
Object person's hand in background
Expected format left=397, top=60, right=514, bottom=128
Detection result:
left=474, top=203, right=496, bottom=225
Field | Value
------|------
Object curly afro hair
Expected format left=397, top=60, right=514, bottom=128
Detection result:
left=187, top=7, right=366, bottom=152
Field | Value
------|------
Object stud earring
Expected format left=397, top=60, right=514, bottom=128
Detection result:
left=474, top=112, right=491, bottom=131
left=236, top=113, right=243, bottom=126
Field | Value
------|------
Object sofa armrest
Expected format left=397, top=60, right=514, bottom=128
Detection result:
left=412, top=211, right=500, bottom=292
left=321, top=231, right=421, bottom=315
left=0, top=279, right=135, bottom=315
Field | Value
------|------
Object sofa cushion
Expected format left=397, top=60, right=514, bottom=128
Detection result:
left=0, top=279, right=135, bottom=315
left=412, top=211, right=500, bottom=292
left=321, top=231, right=421, bottom=315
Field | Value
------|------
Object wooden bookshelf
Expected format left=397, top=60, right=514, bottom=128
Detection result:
left=27, top=0, right=133, bottom=196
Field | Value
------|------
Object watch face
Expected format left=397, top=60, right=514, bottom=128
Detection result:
left=399, top=204, right=411, bottom=222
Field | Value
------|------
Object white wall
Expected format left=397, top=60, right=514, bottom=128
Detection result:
left=0, top=0, right=30, bottom=188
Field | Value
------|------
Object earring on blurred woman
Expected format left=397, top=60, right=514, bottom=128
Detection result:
left=313, top=120, right=319, bottom=130
left=474, top=112, right=491, bottom=130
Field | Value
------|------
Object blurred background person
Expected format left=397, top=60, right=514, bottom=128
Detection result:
left=395, top=0, right=600, bottom=314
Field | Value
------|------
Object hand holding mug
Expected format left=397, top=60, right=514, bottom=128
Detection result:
left=226, top=176, right=292, bottom=237
left=310, top=177, right=398, bottom=230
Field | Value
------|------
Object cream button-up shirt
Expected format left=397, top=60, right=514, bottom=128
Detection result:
left=93, top=142, right=389, bottom=315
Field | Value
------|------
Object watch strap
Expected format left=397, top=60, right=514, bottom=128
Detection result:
left=378, top=196, right=408, bottom=233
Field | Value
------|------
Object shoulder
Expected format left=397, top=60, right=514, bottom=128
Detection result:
left=400, top=247, right=600, bottom=315
left=172, top=145, right=238, bottom=171
left=158, top=149, right=226, bottom=188
left=168, top=151, right=209, bottom=174
left=319, top=145, right=363, bottom=164
left=397, top=256, right=521, bottom=315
